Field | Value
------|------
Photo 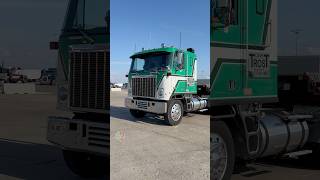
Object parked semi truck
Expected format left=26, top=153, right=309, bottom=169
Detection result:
left=211, top=1, right=320, bottom=180
left=125, top=44, right=209, bottom=125
left=47, top=0, right=109, bottom=177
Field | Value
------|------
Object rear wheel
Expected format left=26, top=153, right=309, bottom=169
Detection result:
left=129, top=109, right=146, bottom=118
left=164, top=100, right=183, bottom=126
left=211, top=121, right=235, bottom=180
left=63, top=150, right=108, bottom=178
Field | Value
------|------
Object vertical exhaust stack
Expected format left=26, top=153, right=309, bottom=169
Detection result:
left=187, top=48, right=195, bottom=53
left=161, top=43, right=165, bottom=48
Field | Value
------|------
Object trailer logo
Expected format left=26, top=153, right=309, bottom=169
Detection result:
left=248, top=53, right=270, bottom=78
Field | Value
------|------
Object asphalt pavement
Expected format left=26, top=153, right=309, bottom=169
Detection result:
left=110, top=90, right=210, bottom=180
left=0, top=93, right=104, bottom=180
left=1, top=89, right=319, bottom=180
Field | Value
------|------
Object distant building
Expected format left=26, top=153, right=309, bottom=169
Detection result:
left=198, top=79, right=210, bottom=86
left=15, top=69, right=42, bottom=81
left=279, top=56, right=320, bottom=75
left=41, top=68, right=57, bottom=78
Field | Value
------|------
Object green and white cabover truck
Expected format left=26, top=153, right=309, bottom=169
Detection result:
left=47, top=0, right=109, bottom=178
left=211, top=1, right=320, bottom=180
left=125, top=45, right=209, bottom=126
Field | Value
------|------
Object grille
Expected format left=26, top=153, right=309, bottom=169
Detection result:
left=131, top=77, right=156, bottom=97
left=137, top=101, right=148, bottom=109
left=69, top=48, right=109, bottom=112
left=88, top=125, right=109, bottom=149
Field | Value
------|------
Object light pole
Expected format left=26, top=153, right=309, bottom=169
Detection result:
left=290, top=29, right=303, bottom=56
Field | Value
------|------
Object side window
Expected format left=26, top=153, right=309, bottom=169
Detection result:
left=175, top=51, right=184, bottom=70
left=212, top=0, right=238, bottom=26
left=256, top=0, right=265, bottom=15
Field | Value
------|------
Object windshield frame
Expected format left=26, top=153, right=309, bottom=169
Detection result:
left=62, top=0, right=108, bottom=35
left=130, top=52, right=173, bottom=73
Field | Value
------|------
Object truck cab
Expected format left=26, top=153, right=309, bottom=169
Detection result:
left=47, top=0, right=109, bottom=177
left=210, top=1, right=320, bottom=180
left=125, top=45, right=207, bottom=125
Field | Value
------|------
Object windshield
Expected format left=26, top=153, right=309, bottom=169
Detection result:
left=64, top=0, right=109, bottom=32
left=130, top=53, right=172, bottom=72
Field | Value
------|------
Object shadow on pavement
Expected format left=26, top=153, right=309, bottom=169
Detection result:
left=0, top=138, right=106, bottom=180
left=233, top=162, right=272, bottom=177
left=258, top=153, right=320, bottom=170
left=110, top=106, right=169, bottom=126
left=233, top=153, right=320, bottom=178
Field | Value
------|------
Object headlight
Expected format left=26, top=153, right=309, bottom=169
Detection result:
left=128, top=87, right=132, bottom=96
left=58, top=87, right=68, bottom=101
left=158, top=88, right=164, bottom=97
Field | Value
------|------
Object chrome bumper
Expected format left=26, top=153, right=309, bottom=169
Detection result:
left=47, top=116, right=109, bottom=156
left=125, top=97, right=167, bottom=114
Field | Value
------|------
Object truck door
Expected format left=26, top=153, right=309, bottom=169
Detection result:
left=246, top=0, right=276, bottom=99
left=185, top=53, right=197, bottom=93
left=211, top=0, right=244, bottom=102
left=211, top=0, right=277, bottom=104
left=174, top=51, right=187, bottom=93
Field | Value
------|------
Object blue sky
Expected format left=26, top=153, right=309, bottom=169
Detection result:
left=110, top=0, right=210, bottom=83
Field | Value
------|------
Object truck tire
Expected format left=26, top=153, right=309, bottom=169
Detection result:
left=63, top=150, right=108, bottom=178
left=129, top=109, right=146, bottom=118
left=165, top=100, right=183, bottom=126
left=211, top=121, right=235, bottom=180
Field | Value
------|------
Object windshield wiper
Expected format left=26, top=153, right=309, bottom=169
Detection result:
left=74, top=25, right=95, bottom=44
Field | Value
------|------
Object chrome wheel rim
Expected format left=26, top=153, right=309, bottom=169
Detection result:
left=170, top=103, right=182, bottom=121
left=211, top=133, right=228, bottom=180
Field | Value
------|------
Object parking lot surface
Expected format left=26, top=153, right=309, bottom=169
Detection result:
left=110, top=90, right=210, bottom=180
left=1, top=90, right=319, bottom=180
left=0, top=93, right=104, bottom=180
left=232, top=152, right=320, bottom=180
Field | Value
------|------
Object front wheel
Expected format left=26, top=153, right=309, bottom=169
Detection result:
left=211, top=121, right=235, bottom=180
left=63, top=150, right=108, bottom=178
left=164, top=100, right=183, bottom=126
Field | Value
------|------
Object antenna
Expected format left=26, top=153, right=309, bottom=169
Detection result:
left=290, top=29, right=303, bottom=56
left=179, top=32, right=182, bottom=49
left=134, top=44, right=137, bottom=53
left=148, top=32, right=152, bottom=49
